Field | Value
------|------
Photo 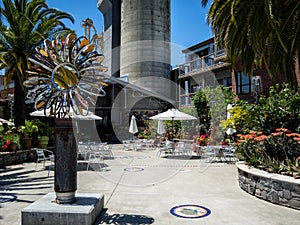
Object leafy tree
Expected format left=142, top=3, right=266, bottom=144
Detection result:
left=192, top=86, right=234, bottom=142
left=256, top=83, right=300, bottom=132
left=201, top=0, right=300, bottom=84
left=0, top=0, right=74, bottom=127
left=192, top=88, right=210, bottom=133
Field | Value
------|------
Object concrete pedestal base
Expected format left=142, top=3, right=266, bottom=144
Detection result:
left=22, top=193, right=104, bottom=225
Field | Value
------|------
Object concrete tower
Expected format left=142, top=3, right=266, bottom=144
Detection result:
left=98, top=0, right=121, bottom=78
left=120, top=0, right=171, bottom=97
left=98, top=0, right=171, bottom=98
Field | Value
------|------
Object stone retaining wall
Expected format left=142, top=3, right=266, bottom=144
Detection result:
left=236, top=162, right=300, bottom=210
left=0, top=150, right=36, bottom=167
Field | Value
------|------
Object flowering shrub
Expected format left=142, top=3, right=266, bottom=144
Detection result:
left=196, top=134, right=210, bottom=146
left=2, top=139, right=11, bottom=151
left=0, top=133, right=21, bottom=152
left=235, top=129, right=300, bottom=178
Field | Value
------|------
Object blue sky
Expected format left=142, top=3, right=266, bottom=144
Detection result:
left=47, top=0, right=213, bottom=65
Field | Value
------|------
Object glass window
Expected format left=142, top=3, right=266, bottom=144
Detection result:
left=226, top=77, right=232, bottom=87
left=191, top=85, right=200, bottom=93
left=235, top=72, right=251, bottom=94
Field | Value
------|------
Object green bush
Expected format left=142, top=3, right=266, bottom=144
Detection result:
left=230, top=84, right=300, bottom=178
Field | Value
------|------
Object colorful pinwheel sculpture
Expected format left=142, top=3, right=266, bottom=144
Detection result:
left=25, top=33, right=108, bottom=118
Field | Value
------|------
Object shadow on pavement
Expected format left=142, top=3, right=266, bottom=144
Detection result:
left=0, top=165, right=53, bottom=204
left=0, top=165, right=24, bottom=173
left=96, top=209, right=155, bottom=225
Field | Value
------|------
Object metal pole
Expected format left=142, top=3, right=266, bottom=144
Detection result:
left=54, top=118, right=77, bottom=204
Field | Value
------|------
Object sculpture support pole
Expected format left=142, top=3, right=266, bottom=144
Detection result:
left=54, top=118, right=77, bottom=204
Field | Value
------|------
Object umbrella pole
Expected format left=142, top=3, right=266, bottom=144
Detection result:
left=172, top=118, right=174, bottom=141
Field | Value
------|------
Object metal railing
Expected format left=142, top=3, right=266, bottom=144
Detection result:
left=178, top=50, right=228, bottom=77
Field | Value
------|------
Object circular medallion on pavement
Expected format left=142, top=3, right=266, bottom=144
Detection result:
left=124, top=167, right=144, bottom=172
left=0, top=194, right=17, bottom=203
left=170, top=204, right=211, bottom=219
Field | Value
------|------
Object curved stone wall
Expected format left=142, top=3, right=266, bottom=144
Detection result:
left=236, top=162, right=300, bottom=210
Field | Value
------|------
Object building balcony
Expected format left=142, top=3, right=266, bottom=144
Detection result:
left=178, top=50, right=230, bottom=78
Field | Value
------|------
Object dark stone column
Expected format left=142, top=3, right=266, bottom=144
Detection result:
left=54, top=119, right=77, bottom=204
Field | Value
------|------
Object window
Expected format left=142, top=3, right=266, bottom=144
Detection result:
left=217, top=77, right=232, bottom=87
left=235, top=72, right=251, bottom=94
left=226, top=77, right=232, bottom=87
left=191, top=85, right=200, bottom=93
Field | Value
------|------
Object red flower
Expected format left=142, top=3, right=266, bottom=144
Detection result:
left=6, top=139, right=11, bottom=146
left=3, top=145, right=8, bottom=150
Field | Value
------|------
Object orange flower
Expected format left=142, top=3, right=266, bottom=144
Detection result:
left=243, top=134, right=255, bottom=140
left=286, top=133, right=300, bottom=137
left=275, top=128, right=291, bottom=133
left=254, top=135, right=269, bottom=141
left=293, top=137, right=300, bottom=142
left=271, top=132, right=283, bottom=137
left=236, top=134, right=243, bottom=137
left=257, top=132, right=263, bottom=135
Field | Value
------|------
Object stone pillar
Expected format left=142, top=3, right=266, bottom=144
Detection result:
left=54, top=119, right=77, bottom=204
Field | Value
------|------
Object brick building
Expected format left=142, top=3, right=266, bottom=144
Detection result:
left=177, top=37, right=299, bottom=107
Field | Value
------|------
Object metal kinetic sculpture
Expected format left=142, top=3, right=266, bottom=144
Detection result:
left=24, top=33, right=107, bottom=204
left=25, top=33, right=108, bottom=117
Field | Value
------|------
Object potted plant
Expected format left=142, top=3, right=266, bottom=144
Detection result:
left=18, top=120, right=38, bottom=150
left=1, top=133, right=21, bottom=152
left=35, top=120, right=54, bottom=148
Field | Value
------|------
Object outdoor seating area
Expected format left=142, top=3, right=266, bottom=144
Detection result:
left=34, top=148, right=54, bottom=169
left=77, top=142, right=114, bottom=171
left=155, top=139, right=237, bottom=162
left=1, top=143, right=300, bottom=225
left=198, top=145, right=237, bottom=163
left=77, top=142, right=114, bottom=160
left=122, top=139, right=156, bottom=151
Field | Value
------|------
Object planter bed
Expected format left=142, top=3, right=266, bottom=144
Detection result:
left=0, top=150, right=36, bottom=167
left=237, top=162, right=300, bottom=210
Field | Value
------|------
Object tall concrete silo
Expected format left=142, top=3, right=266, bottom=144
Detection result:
left=120, top=0, right=171, bottom=98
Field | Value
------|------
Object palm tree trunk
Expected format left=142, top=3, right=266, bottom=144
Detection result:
left=13, top=76, right=26, bottom=127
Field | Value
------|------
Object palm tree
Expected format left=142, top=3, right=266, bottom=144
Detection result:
left=201, top=0, right=300, bottom=85
left=0, top=0, right=74, bottom=127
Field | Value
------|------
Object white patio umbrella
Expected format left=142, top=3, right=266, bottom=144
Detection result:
left=150, top=109, right=197, bottom=139
left=157, top=120, right=165, bottom=135
left=150, top=109, right=197, bottom=121
left=129, top=115, right=138, bottom=134
left=0, top=118, right=14, bottom=126
left=30, top=108, right=102, bottom=120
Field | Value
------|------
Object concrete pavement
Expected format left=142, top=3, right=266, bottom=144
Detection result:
left=1, top=144, right=299, bottom=225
